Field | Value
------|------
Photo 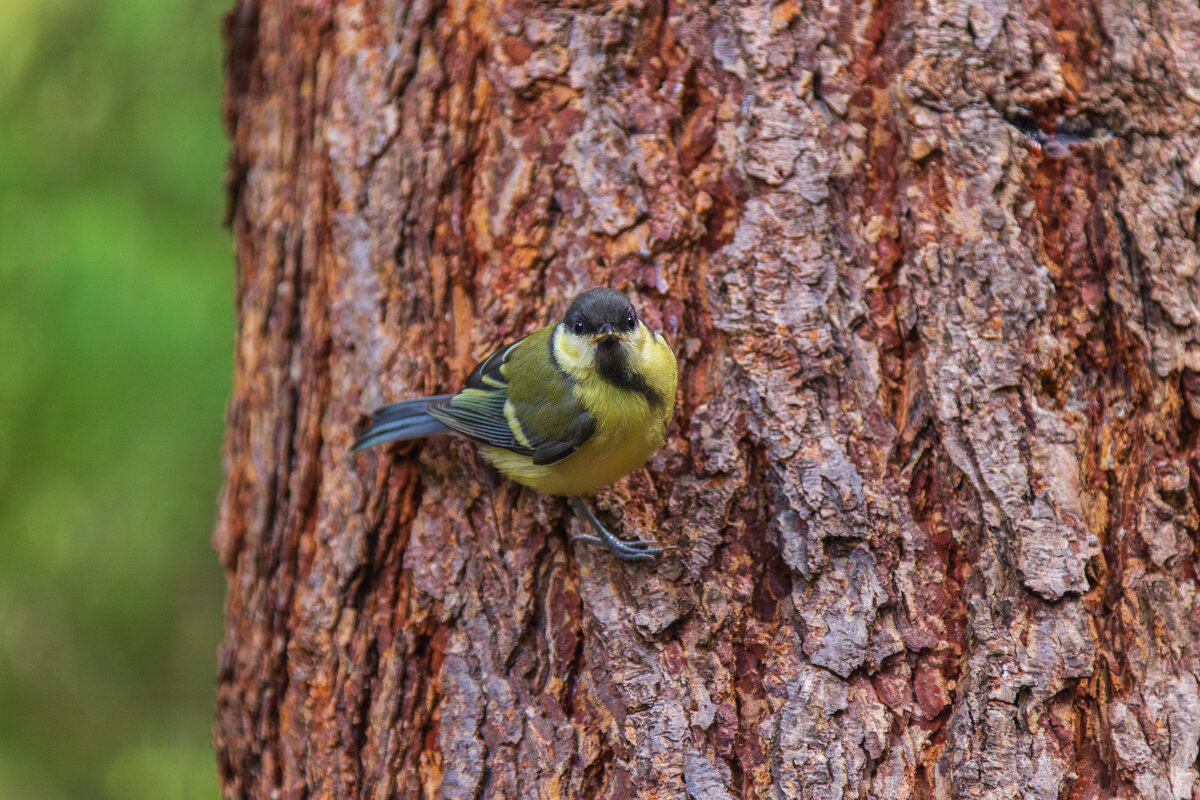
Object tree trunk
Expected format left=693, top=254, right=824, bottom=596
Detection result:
left=214, top=0, right=1200, bottom=797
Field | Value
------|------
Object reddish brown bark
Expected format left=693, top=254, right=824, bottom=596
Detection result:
left=215, top=0, right=1200, bottom=797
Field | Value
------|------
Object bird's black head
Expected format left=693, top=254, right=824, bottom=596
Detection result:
left=561, top=288, right=638, bottom=343
left=557, top=288, right=664, bottom=406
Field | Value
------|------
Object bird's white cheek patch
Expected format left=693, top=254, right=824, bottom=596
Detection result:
left=552, top=325, right=591, bottom=374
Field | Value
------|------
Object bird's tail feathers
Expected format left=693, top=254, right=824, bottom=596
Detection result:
left=352, top=395, right=453, bottom=452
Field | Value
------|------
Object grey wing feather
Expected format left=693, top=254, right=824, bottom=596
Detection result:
left=410, top=332, right=596, bottom=462
left=426, top=389, right=535, bottom=456
left=464, top=340, right=519, bottom=391
left=531, top=410, right=594, bottom=465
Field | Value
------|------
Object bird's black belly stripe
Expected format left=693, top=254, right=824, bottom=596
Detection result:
left=595, top=347, right=664, bottom=409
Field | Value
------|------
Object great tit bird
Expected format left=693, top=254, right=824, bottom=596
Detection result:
left=353, top=288, right=678, bottom=561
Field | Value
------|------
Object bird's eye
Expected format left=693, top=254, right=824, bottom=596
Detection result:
left=573, top=318, right=586, bottom=335
left=625, top=312, right=636, bottom=330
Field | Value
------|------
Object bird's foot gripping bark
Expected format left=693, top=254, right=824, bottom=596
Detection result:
left=570, top=496, right=663, bottom=561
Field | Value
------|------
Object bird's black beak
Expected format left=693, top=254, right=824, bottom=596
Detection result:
left=590, top=322, right=623, bottom=344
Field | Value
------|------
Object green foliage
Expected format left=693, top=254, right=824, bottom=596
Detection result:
left=0, top=0, right=231, bottom=797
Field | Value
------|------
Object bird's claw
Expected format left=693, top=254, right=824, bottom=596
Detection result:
left=571, top=533, right=663, bottom=561
left=570, top=496, right=666, bottom=562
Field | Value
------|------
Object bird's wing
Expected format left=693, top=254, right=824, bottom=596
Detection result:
left=427, top=327, right=595, bottom=464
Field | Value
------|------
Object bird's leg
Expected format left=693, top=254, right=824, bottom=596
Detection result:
left=570, top=496, right=663, bottom=561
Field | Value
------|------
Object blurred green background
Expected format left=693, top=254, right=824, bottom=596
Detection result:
left=0, top=0, right=231, bottom=798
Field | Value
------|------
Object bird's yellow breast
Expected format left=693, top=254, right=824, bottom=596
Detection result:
left=481, top=326, right=677, bottom=497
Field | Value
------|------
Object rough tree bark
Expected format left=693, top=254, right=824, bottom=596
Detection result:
left=214, top=0, right=1200, bottom=797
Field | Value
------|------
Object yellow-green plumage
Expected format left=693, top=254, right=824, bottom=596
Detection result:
left=354, top=288, right=677, bottom=560
left=482, top=323, right=677, bottom=496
